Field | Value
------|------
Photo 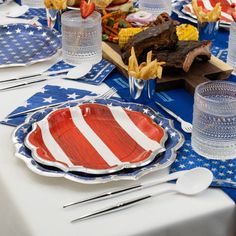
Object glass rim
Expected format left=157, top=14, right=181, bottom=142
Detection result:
left=195, top=81, right=236, bottom=104
left=62, top=9, right=101, bottom=18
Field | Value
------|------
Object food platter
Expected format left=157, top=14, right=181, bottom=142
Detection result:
left=102, top=41, right=233, bottom=95
left=25, top=103, right=167, bottom=174
left=12, top=98, right=184, bottom=184
left=0, top=23, right=61, bottom=68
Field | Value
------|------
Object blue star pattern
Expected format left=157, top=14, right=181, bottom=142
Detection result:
left=171, top=140, right=236, bottom=188
left=211, top=46, right=228, bottom=63
left=0, top=24, right=61, bottom=67
left=1, top=85, right=96, bottom=127
left=12, top=98, right=183, bottom=183
left=47, top=59, right=116, bottom=85
left=18, top=8, right=47, bottom=20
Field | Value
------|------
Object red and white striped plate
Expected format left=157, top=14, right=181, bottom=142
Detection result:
left=25, top=103, right=167, bottom=174
left=183, top=0, right=235, bottom=24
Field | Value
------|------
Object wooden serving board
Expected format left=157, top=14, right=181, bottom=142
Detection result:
left=102, top=42, right=233, bottom=95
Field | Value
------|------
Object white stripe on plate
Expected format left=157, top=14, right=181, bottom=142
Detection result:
left=109, top=106, right=162, bottom=152
left=203, top=1, right=233, bottom=21
left=202, top=0, right=213, bottom=10
left=70, top=107, right=122, bottom=166
left=37, top=120, right=74, bottom=167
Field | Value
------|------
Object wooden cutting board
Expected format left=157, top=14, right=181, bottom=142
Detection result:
left=102, top=42, right=233, bottom=95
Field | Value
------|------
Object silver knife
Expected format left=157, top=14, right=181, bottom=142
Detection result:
left=0, top=68, right=71, bottom=84
left=71, top=195, right=151, bottom=223
left=0, top=74, right=65, bottom=92
left=63, top=170, right=188, bottom=208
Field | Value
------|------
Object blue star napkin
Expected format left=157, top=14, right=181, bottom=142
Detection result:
left=47, top=59, right=116, bottom=85
left=1, top=85, right=96, bottom=127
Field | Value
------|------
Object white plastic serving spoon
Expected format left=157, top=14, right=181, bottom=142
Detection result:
left=71, top=168, right=213, bottom=222
left=66, top=62, right=93, bottom=79
left=6, top=5, right=29, bottom=18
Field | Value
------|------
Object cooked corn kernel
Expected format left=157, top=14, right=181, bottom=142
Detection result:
left=118, top=28, right=144, bottom=48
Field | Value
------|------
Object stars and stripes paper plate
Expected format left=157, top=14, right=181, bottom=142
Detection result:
left=0, top=23, right=61, bottom=68
left=172, top=0, right=235, bottom=28
left=12, top=99, right=184, bottom=184
left=25, top=103, right=167, bottom=174
left=183, top=0, right=235, bottom=24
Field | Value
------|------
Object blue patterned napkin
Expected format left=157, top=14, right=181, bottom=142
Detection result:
left=47, top=59, right=116, bottom=85
left=104, top=70, right=236, bottom=189
left=17, top=8, right=47, bottom=20
left=1, top=85, right=96, bottom=127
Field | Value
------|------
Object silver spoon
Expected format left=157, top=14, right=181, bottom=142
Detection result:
left=71, top=168, right=213, bottom=223
left=64, top=169, right=189, bottom=208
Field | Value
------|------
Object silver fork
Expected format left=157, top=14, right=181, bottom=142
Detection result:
left=8, top=87, right=117, bottom=118
left=155, top=102, right=192, bottom=133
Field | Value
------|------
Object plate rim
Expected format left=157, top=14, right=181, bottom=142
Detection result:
left=24, top=103, right=168, bottom=175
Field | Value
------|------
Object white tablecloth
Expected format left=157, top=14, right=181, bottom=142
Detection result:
left=0, top=4, right=235, bottom=234
left=0, top=57, right=235, bottom=236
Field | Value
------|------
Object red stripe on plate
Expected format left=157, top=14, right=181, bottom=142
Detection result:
left=186, top=0, right=233, bottom=23
left=79, top=104, right=152, bottom=164
left=125, top=110, right=165, bottom=143
left=28, top=124, right=66, bottom=165
left=47, top=108, right=111, bottom=170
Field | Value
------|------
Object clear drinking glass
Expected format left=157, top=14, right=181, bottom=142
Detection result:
left=191, top=81, right=236, bottom=160
left=138, top=0, right=172, bottom=16
left=61, top=10, right=102, bottom=65
left=129, top=76, right=156, bottom=103
left=227, top=22, right=236, bottom=74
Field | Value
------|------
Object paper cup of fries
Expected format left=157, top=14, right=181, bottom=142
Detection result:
left=192, top=0, right=221, bottom=41
left=128, top=47, right=165, bottom=103
left=46, top=9, right=63, bottom=32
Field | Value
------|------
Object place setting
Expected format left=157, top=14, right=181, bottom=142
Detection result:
left=0, top=0, right=236, bottom=233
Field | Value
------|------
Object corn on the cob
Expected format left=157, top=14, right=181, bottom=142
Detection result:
left=118, top=28, right=143, bottom=48
left=176, top=24, right=199, bottom=41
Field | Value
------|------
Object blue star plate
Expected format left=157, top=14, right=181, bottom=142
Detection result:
left=0, top=23, right=61, bottom=68
left=12, top=99, right=184, bottom=184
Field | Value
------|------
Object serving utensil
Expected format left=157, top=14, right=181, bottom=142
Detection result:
left=66, top=62, right=93, bottom=79
left=63, top=169, right=189, bottom=208
left=7, top=87, right=117, bottom=118
left=155, top=102, right=192, bottom=133
left=71, top=167, right=213, bottom=223
left=6, top=5, right=29, bottom=18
